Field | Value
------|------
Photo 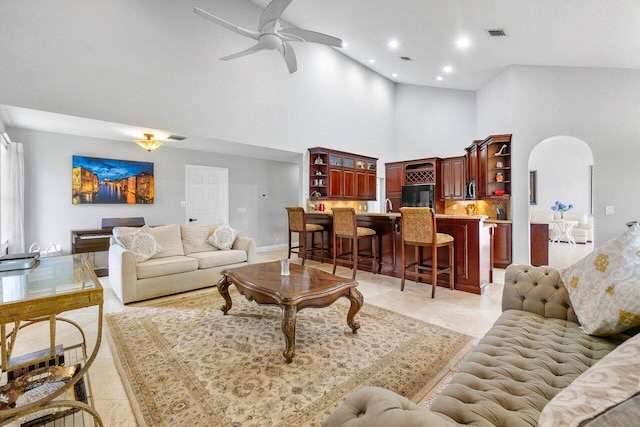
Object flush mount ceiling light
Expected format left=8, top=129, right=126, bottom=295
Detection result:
left=135, top=133, right=163, bottom=152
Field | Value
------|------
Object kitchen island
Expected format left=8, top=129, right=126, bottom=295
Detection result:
left=305, top=212, right=493, bottom=294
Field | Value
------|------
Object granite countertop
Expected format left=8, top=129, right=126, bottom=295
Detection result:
left=306, top=211, right=489, bottom=221
left=484, top=219, right=513, bottom=224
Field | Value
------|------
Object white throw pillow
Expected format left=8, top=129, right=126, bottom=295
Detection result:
left=116, top=226, right=163, bottom=262
left=207, top=224, right=236, bottom=250
left=559, top=223, right=640, bottom=336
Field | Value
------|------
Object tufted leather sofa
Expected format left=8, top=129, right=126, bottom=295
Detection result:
left=323, top=265, right=623, bottom=427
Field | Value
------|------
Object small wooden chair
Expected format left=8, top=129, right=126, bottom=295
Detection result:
left=286, top=207, right=326, bottom=265
left=400, top=207, right=454, bottom=298
left=331, top=207, right=380, bottom=279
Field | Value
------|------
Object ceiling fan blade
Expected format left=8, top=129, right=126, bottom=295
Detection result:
left=279, top=28, right=342, bottom=48
left=194, top=7, right=259, bottom=40
left=219, top=44, right=264, bottom=61
left=279, top=42, right=297, bottom=74
left=259, top=0, right=293, bottom=30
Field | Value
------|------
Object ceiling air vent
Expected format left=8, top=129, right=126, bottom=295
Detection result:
left=487, top=29, right=506, bottom=37
left=400, top=56, right=413, bottom=61
left=167, top=135, right=187, bottom=141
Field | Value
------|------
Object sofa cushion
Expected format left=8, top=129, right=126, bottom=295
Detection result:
left=115, top=226, right=163, bottom=263
left=538, top=333, right=640, bottom=427
left=187, top=250, right=247, bottom=269
left=136, top=255, right=199, bottom=279
left=180, top=224, right=217, bottom=255
left=560, top=223, right=640, bottom=335
left=148, top=224, right=185, bottom=259
left=208, top=224, right=236, bottom=250
left=429, top=310, right=618, bottom=427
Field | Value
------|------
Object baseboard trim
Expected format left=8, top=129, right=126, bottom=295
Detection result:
left=256, top=243, right=288, bottom=253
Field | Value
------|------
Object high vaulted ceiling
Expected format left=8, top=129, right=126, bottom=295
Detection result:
left=251, top=0, right=640, bottom=90
left=1, top=0, right=639, bottom=160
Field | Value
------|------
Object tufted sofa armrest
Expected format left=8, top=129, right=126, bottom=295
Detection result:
left=322, top=386, right=457, bottom=427
left=503, top=264, right=578, bottom=323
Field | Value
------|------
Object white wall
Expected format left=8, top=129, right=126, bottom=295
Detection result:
left=393, top=84, right=476, bottom=162
left=10, top=127, right=300, bottom=254
left=529, top=136, right=593, bottom=217
left=0, top=0, right=396, bottom=161
left=478, top=65, right=640, bottom=264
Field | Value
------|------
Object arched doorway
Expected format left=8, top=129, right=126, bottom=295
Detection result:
left=528, top=136, right=594, bottom=267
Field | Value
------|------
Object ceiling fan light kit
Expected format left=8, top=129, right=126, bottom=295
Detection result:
left=194, top=0, right=342, bottom=74
left=135, top=133, right=163, bottom=152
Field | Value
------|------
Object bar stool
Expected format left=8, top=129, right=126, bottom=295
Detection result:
left=286, top=207, right=326, bottom=265
left=331, top=207, right=379, bottom=280
left=400, top=207, right=454, bottom=298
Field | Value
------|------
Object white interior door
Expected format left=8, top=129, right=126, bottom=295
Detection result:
left=185, top=165, right=229, bottom=225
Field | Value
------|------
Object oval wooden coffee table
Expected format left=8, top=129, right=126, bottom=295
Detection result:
left=217, top=261, right=364, bottom=363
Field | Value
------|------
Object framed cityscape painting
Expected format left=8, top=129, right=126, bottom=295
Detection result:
left=72, top=155, right=154, bottom=204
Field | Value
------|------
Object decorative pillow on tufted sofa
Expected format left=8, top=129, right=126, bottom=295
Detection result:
left=538, top=333, right=640, bottom=427
left=115, top=225, right=163, bottom=263
left=559, top=223, right=640, bottom=336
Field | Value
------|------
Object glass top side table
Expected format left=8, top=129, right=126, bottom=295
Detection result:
left=0, top=254, right=103, bottom=426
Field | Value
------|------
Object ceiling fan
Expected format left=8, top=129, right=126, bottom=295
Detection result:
left=194, top=0, right=342, bottom=74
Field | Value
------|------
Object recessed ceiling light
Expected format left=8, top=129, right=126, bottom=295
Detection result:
left=388, top=40, right=399, bottom=49
left=342, top=41, right=348, bottom=48
left=436, top=76, right=443, bottom=81
left=392, top=73, right=398, bottom=78
left=456, top=37, right=470, bottom=49
left=368, top=59, right=375, bottom=64
left=443, top=65, right=453, bottom=73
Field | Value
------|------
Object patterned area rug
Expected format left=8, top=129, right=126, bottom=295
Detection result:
left=106, top=289, right=474, bottom=427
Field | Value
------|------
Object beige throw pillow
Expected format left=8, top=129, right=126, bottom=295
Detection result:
left=538, top=333, right=640, bottom=427
left=559, top=223, right=640, bottom=336
left=208, top=224, right=236, bottom=250
left=116, top=226, right=163, bottom=263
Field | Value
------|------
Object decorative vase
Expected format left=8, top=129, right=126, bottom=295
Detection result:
left=495, top=172, right=504, bottom=182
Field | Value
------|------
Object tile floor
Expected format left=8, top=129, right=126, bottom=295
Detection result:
left=7, top=243, right=592, bottom=426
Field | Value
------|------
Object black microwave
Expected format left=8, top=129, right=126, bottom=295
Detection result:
left=401, top=184, right=435, bottom=208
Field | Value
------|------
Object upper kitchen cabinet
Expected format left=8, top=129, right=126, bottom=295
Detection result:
left=477, top=134, right=512, bottom=199
left=309, top=148, right=377, bottom=201
left=441, top=156, right=466, bottom=200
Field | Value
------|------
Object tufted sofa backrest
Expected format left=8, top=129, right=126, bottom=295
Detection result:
left=503, top=264, right=578, bottom=323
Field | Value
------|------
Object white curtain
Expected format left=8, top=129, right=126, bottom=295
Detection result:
left=8, top=142, right=25, bottom=253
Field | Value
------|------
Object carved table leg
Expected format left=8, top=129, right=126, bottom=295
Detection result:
left=217, top=276, right=233, bottom=314
left=347, top=288, right=363, bottom=333
left=281, top=305, right=297, bottom=363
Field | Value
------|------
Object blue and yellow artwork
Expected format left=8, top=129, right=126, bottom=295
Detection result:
left=72, top=156, right=154, bottom=204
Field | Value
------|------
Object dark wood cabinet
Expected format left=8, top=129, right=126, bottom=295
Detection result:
left=478, top=134, right=512, bottom=199
left=530, top=223, right=549, bottom=266
left=384, top=162, right=404, bottom=212
left=441, top=156, right=466, bottom=200
left=493, top=222, right=512, bottom=268
left=309, top=147, right=377, bottom=200
left=465, top=143, right=478, bottom=185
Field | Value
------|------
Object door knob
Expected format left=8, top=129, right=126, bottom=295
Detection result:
left=188, top=218, right=197, bottom=222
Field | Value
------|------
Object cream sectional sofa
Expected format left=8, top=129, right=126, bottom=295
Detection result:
left=108, top=224, right=255, bottom=303
left=324, top=264, right=638, bottom=427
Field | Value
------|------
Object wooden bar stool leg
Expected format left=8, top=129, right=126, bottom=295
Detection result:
left=352, top=237, right=358, bottom=280
left=431, top=244, right=438, bottom=299
left=288, top=231, right=292, bottom=259
left=320, top=230, right=325, bottom=264
left=401, top=240, right=407, bottom=291
left=332, top=235, right=338, bottom=275
left=449, top=243, right=455, bottom=290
